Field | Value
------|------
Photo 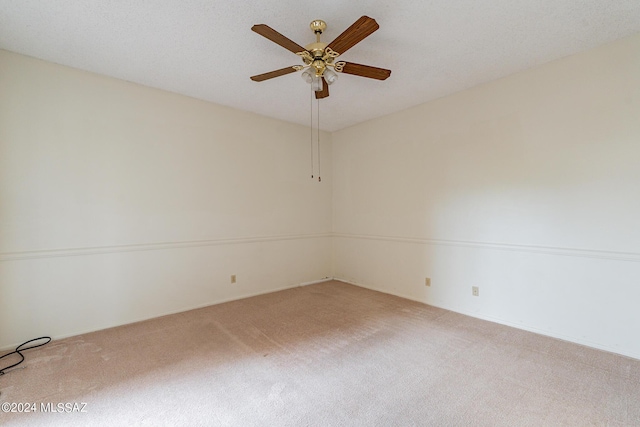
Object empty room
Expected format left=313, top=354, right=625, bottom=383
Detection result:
left=1, top=1, right=639, bottom=425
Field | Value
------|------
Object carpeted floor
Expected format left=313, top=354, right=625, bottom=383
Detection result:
left=1, top=280, right=639, bottom=426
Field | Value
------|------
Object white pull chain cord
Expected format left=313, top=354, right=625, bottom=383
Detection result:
left=317, top=95, right=321, bottom=182
left=310, top=84, right=314, bottom=179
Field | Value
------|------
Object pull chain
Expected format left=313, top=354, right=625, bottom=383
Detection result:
left=310, top=84, right=314, bottom=179
left=317, top=95, right=321, bottom=182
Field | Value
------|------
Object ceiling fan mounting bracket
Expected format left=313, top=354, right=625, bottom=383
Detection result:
left=309, top=20, right=327, bottom=34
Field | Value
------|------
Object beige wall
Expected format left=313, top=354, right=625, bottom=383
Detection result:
left=332, top=33, right=640, bottom=359
left=3, top=33, right=640, bottom=359
left=0, top=50, right=332, bottom=348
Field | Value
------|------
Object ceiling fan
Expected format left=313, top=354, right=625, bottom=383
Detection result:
left=250, top=16, right=391, bottom=99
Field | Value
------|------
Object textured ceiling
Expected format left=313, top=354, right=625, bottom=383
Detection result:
left=1, top=1, right=640, bottom=131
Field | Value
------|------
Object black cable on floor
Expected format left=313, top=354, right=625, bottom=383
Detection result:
left=0, top=337, right=51, bottom=376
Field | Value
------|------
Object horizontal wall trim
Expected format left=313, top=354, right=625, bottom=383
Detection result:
left=0, top=233, right=332, bottom=262
left=4, top=232, right=637, bottom=263
left=333, top=233, right=640, bottom=263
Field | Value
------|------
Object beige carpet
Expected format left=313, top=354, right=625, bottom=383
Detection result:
left=1, top=280, right=639, bottom=426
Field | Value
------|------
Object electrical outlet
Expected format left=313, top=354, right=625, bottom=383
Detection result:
left=231, top=275, right=236, bottom=284
left=425, top=277, right=431, bottom=287
left=472, top=286, right=479, bottom=296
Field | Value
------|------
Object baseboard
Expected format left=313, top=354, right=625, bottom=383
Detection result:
left=8, top=275, right=635, bottom=361
left=299, top=277, right=334, bottom=286
left=0, top=277, right=334, bottom=353
left=334, top=277, right=640, bottom=362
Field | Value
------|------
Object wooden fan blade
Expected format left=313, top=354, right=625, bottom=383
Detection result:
left=251, top=24, right=306, bottom=54
left=326, top=16, right=379, bottom=55
left=340, top=62, right=391, bottom=80
left=250, top=66, right=299, bottom=82
left=315, top=77, right=329, bottom=99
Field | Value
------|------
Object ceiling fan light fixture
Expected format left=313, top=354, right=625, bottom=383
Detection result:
left=311, top=76, right=323, bottom=92
left=323, top=68, right=338, bottom=85
left=301, top=67, right=314, bottom=83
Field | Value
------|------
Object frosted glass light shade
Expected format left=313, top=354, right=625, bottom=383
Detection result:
left=301, top=68, right=314, bottom=83
left=311, top=76, right=322, bottom=92
left=323, top=68, right=338, bottom=85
